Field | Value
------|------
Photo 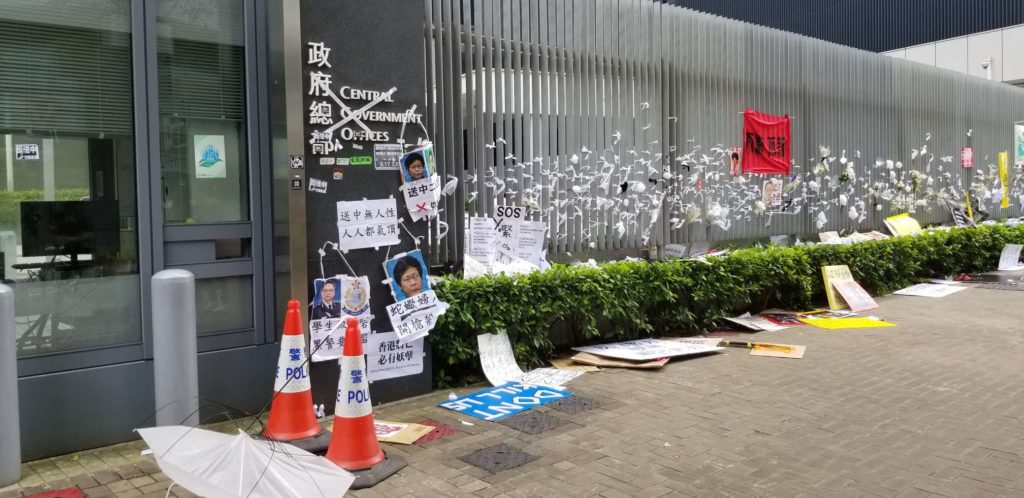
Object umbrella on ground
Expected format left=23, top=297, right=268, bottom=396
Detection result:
left=137, top=426, right=353, bottom=498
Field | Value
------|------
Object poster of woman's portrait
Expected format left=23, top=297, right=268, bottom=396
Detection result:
left=383, top=250, right=430, bottom=302
left=399, top=146, right=433, bottom=184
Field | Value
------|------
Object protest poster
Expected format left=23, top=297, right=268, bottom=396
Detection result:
left=515, top=221, right=548, bottom=268
left=1016, top=124, right=1024, bottom=167
left=821, top=265, right=855, bottom=311
left=399, top=175, right=440, bottom=221
left=663, top=244, right=688, bottom=259
left=799, top=317, right=895, bottom=329
left=477, top=330, right=525, bottom=386
left=399, top=146, right=433, bottom=184
left=336, top=198, right=400, bottom=251
left=569, top=352, right=668, bottom=369
left=830, top=280, right=879, bottom=312
left=741, top=109, right=791, bottom=174
left=818, top=231, right=840, bottom=243
left=724, top=312, right=786, bottom=331
left=493, top=204, right=525, bottom=260
left=749, top=343, right=806, bottom=359
left=384, top=290, right=447, bottom=343
left=518, top=368, right=583, bottom=390
left=366, top=332, right=424, bottom=381
left=998, top=244, right=1024, bottom=271
left=762, top=178, right=783, bottom=210
left=466, top=217, right=496, bottom=268
left=756, top=312, right=807, bottom=326
left=572, top=338, right=723, bottom=361
left=383, top=250, right=430, bottom=301
left=437, top=382, right=572, bottom=421
left=893, top=283, right=968, bottom=298
left=548, top=358, right=600, bottom=373
left=372, top=421, right=432, bottom=444
left=310, top=315, right=370, bottom=362
left=961, top=147, right=973, bottom=168
left=883, top=213, right=922, bottom=237
left=999, top=151, right=1010, bottom=209
left=669, top=337, right=723, bottom=347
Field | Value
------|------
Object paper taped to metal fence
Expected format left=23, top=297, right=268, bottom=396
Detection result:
left=572, top=338, right=724, bottom=361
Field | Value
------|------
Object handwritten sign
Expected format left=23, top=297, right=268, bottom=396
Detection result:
left=437, top=382, right=572, bottom=421
left=366, top=332, right=424, bottom=381
left=385, top=290, right=448, bottom=343
left=335, top=198, right=400, bottom=250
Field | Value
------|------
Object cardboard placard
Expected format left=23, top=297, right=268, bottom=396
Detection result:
left=821, top=265, right=855, bottom=311
left=883, top=213, right=922, bottom=237
left=437, top=382, right=572, bottom=421
left=831, top=280, right=878, bottom=312
left=569, top=352, right=668, bottom=369
left=373, top=421, right=433, bottom=444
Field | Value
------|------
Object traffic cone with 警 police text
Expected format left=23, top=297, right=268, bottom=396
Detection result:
left=263, top=300, right=322, bottom=441
left=325, top=318, right=406, bottom=488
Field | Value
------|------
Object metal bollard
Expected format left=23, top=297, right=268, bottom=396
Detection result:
left=152, top=270, right=199, bottom=427
left=0, top=284, right=20, bottom=486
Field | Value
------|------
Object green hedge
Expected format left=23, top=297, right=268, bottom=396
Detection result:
left=432, top=224, right=1024, bottom=386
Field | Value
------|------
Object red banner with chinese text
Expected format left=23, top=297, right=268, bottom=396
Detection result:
left=741, top=109, right=791, bottom=174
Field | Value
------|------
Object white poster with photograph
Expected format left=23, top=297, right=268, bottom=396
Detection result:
left=1015, top=124, right=1024, bottom=167
left=762, top=178, right=783, bottom=210
left=336, top=198, right=400, bottom=251
left=194, top=135, right=227, bottom=178
left=14, top=144, right=38, bottom=160
left=366, top=332, right=424, bottom=381
left=385, top=290, right=448, bottom=343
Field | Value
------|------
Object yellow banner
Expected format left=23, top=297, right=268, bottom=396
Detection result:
left=999, top=151, right=1010, bottom=209
left=799, top=317, right=896, bottom=329
left=965, top=191, right=973, bottom=218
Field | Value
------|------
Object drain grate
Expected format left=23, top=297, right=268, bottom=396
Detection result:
left=547, top=395, right=602, bottom=415
left=498, top=410, right=568, bottom=434
left=415, top=419, right=457, bottom=444
left=458, top=443, right=538, bottom=473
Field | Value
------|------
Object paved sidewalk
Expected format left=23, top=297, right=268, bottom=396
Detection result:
left=4, top=283, right=1024, bottom=497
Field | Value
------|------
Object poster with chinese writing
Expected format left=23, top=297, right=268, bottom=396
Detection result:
left=961, top=147, right=973, bottom=169
left=762, top=178, right=783, bottom=210
left=466, top=217, right=496, bottom=269
left=385, top=290, right=448, bottom=343
left=515, top=221, right=548, bottom=268
left=1015, top=124, right=1024, bottom=167
left=366, top=332, right=424, bottom=381
left=741, top=109, right=791, bottom=174
left=821, top=265, right=855, bottom=311
left=193, top=135, right=227, bottom=178
left=335, top=198, right=400, bottom=251
left=310, top=315, right=371, bottom=362
left=399, top=175, right=440, bottom=221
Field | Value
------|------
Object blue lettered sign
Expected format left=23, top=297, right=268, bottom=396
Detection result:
left=436, top=382, right=572, bottom=421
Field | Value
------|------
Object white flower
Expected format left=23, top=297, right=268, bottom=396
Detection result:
left=819, top=145, right=831, bottom=158
left=848, top=206, right=859, bottom=220
left=816, top=212, right=828, bottom=229
left=886, top=160, right=895, bottom=170
left=754, top=201, right=766, bottom=215
left=839, top=194, right=848, bottom=206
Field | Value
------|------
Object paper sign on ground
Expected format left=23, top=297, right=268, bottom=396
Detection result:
left=477, top=330, right=525, bottom=386
left=336, top=198, right=400, bottom=250
left=572, top=338, right=723, bottom=361
left=385, top=290, right=448, bottom=343
left=663, top=244, right=688, bottom=259
left=894, top=283, right=968, bottom=298
left=822, top=265, right=855, bottom=311
left=373, top=421, right=432, bottom=445
left=366, top=332, right=424, bottom=381
left=518, top=368, right=583, bottom=389
left=549, top=358, right=600, bottom=373
left=819, top=231, right=840, bottom=243
left=749, top=343, right=806, bottom=359
left=799, top=317, right=896, bottom=329
left=756, top=311, right=807, bottom=326
left=437, top=382, right=572, bottom=421
left=884, top=213, right=922, bottom=237
left=669, top=337, right=723, bottom=347
left=570, top=352, right=668, bottom=369
left=998, top=244, right=1024, bottom=271
left=831, top=280, right=878, bottom=312
left=725, top=312, right=786, bottom=331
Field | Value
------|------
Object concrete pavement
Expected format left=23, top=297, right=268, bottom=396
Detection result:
left=3, top=282, right=1024, bottom=497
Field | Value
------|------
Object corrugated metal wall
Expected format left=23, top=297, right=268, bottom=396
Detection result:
left=423, top=0, right=1024, bottom=265
left=666, top=0, right=1024, bottom=53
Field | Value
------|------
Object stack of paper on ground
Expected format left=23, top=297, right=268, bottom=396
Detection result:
left=998, top=244, right=1024, bottom=271
left=725, top=312, right=787, bottom=331
left=437, top=382, right=572, bottom=421
left=571, top=338, right=724, bottom=361
left=478, top=330, right=584, bottom=389
left=799, top=316, right=895, bottom=329
left=822, top=265, right=878, bottom=312
left=894, top=283, right=968, bottom=298
left=137, top=426, right=354, bottom=498
left=372, top=421, right=433, bottom=445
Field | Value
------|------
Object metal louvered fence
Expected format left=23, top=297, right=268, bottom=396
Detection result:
left=421, top=0, right=1024, bottom=265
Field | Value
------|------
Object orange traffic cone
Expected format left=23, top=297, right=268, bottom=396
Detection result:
left=263, top=300, right=322, bottom=441
left=325, top=317, right=384, bottom=470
